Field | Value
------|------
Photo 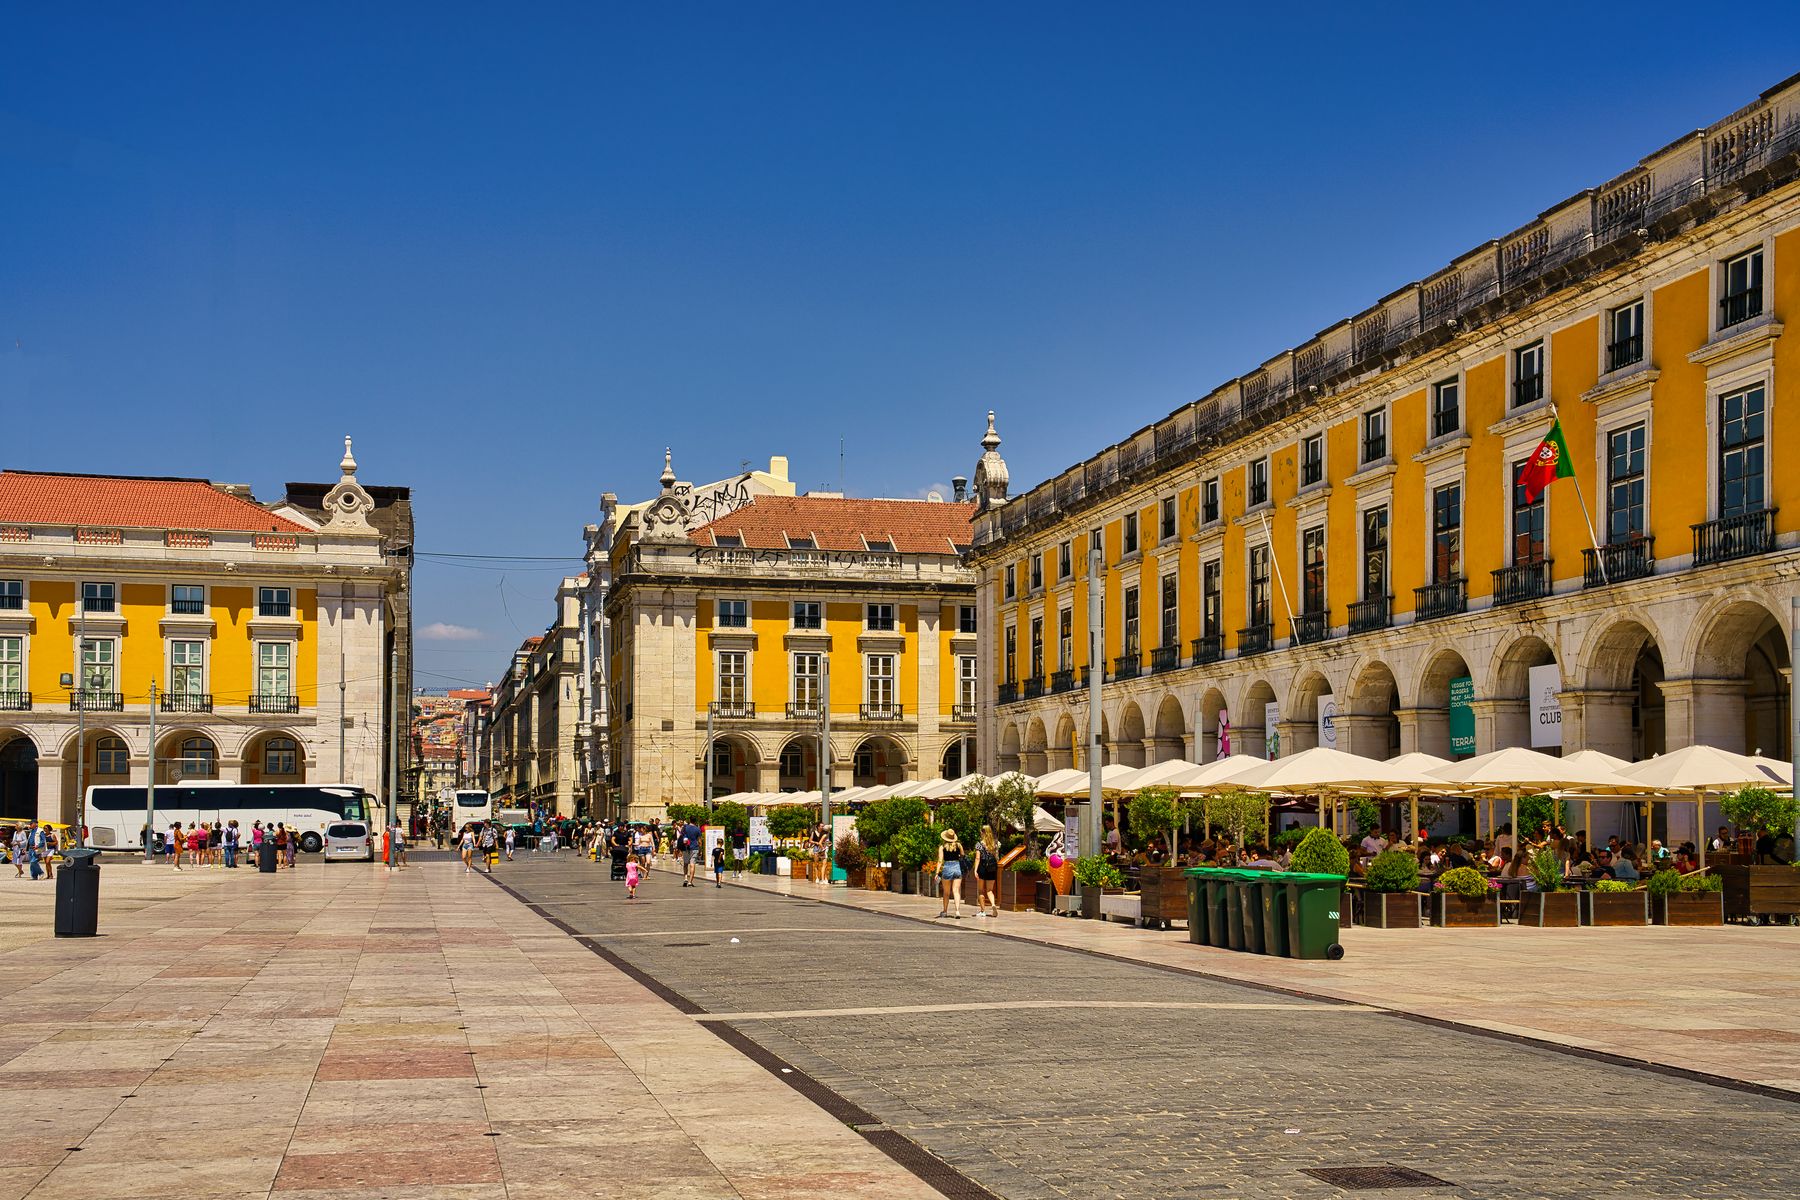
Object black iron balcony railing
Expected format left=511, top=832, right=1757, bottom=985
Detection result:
left=1192, top=633, right=1223, bottom=665
left=1431, top=405, right=1460, bottom=440
left=0, top=690, right=29, bottom=711
left=1150, top=645, right=1182, bottom=673
left=1051, top=668, right=1075, bottom=694
left=1719, top=288, right=1763, bottom=328
left=1606, top=334, right=1643, bottom=372
left=1079, top=666, right=1097, bottom=689
left=1024, top=676, right=1045, bottom=699
left=170, top=597, right=206, bottom=615
left=1348, top=594, right=1391, bottom=634
left=784, top=701, right=821, bottom=720
left=1290, top=610, right=1329, bottom=645
left=1513, top=373, right=1544, bottom=407
left=0, top=593, right=21, bottom=611
left=1113, top=654, right=1141, bottom=680
left=70, top=691, right=124, bottom=712
left=708, top=699, right=754, bottom=719
left=256, top=601, right=292, bottom=618
left=949, top=704, right=978, bottom=723
left=250, top=693, right=300, bottom=714
left=859, top=702, right=904, bottom=721
left=997, top=682, right=1019, bottom=705
left=1414, top=578, right=1466, bottom=622
left=1237, top=623, right=1273, bottom=657
left=1361, top=436, right=1387, bottom=463
left=1583, top=537, right=1655, bottom=587
left=1692, top=508, right=1776, bottom=567
left=1492, top=560, right=1553, bottom=607
left=160, top=691, right=213, bottom=713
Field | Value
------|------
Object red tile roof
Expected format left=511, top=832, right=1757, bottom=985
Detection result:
left=0, top=471, right=310, bottom=534
left=691, top=494, right=975, bottom=554
left=448, top=688, right=490, bottom=701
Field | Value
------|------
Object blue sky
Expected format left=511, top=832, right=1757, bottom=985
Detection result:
left=3, top=5, right=1794, bottom=687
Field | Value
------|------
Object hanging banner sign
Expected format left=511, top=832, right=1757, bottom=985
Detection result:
left=1448, top=676, right=1476, bottom=756
left=1528, top=663, right=1563, bottom=748
left=1318, top=696, right=1338, bottom=751
left=1264, top=701, right=1281, bottom=760
left=1217, top=708, right=1231, bottom=757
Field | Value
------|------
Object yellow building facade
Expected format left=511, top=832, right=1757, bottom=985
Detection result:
left=604, top=454, right=976, bottom=817
left=974, top=78, right=1800, bottom=813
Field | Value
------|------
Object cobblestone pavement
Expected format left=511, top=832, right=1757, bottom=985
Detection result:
left=503, top=855, right=1800, bottom=1200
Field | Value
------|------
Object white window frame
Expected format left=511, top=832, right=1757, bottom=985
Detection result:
left=0, top=579, right=26, bottom=613
left=716, top=598, right=749, bottom=629
left=256, top=585, right=292, bottom=618
left=1200, top=477, right=1221, bottom=525
left=1058, top=540, right=1072, bottom=580
left=1357, top=500, right=1391, bottom=602
left=168, top=639, right=207, bottom=696
left=1298, top=430, right=1327, bottom=489
left=1360, top=405, right=1389, bottom=464
left=169, top=583, right=207, bottom=616
left=791, top=599, right=822, bottom=630
left=864, top=653, right=896, bottom=710
left=1246, top=458, right=1270, bottom=508
left=81, top=581, right=117, bottom=614
left=957, top=654, right=978, bottom=712
left=0, top=635, right=23, bottom=697
left=78, top=636, right=117, bottom=696
left=790, top=650, right=822, bottom=708
left=1245, top=542, right=1272, bottom=630
left=716, top=649, right=749, bottom=707
left=1602, top=297, right=1647, bottom=375
left=865, top=602, right=896, bottom=631
left=1714, top=242, right=1769, bottom=334
left=1593, top=388, right=1655, bottom=543
left=1158, top=495, right=1177, bottom=543
left=1121, top=512, right=1139, bottom=557
left=1507, top=337, right=1549, bottom=411
left=1701, top=355, right=1774, bottom=524
left=1158, top=571, right=1179, bottom=648
left=256, top=640, right=292, bottom=700
left=957, top=604, right=978, bottom=635
left=1057, top=605, right=1073, bottom=670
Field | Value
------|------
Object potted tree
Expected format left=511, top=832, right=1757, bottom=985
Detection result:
left=1361, top=849, right=1421, bottom=928
left=1288, top=825, right=1350, bottom=925
left=1519, top=848, right=1579, bottom=927
left=1582, top=878, right=1646, bottom=926
left=1648, top=869, right=1725, bottom=926
left=1128, top=786, right=1190, bottom=927
left=1003, top=855, right=1048, bottom=911
left=1717, top=786, right=1800, bottom=921
left=1431, top=866, right=1500, bottom=927
left=834, top=835, right=868, bottom=890
left=856, top=795, right=925, bottom=892
left=1073, top=854, right=1125, bottom=920
left=888, top=822, right=939, bottom=894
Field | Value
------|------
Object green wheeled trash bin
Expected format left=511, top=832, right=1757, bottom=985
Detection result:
left=1185, top=869, right=1208, bottom=945
left=1285, top=872, right=1347, bottom=960
left=54, top=847, right=102, bottom=938
left=1259, top=874, right=1291, bottom=957
left=1205, top=873, right=1232, bottom=948
left=1224, top=873, right=1247, bottom=950
left=1238, top=871, right=1266, bottom=953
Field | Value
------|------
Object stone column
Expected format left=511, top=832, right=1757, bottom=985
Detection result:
left=37, top=757, right=66, bottom=824
left=1560, top=689, right=1633, bottom=757
left=1278, top=719, right=1314, bottom=756
left=1659, top=677, right=1747, bottom=753
left=1470, top=698, right=1526, bottom=753
left=755, top=759, right=782, bottom=792
left=1337, top=714, right=1391, bottom=760
left=1145, top=736, right=1181, bottom=764
left=1045, top=746, right=1073, bottom=772
left=1394, top=706, right=1431, bottom=756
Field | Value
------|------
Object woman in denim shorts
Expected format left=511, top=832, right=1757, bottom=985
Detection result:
left=936, top=829, right=966, bottom=920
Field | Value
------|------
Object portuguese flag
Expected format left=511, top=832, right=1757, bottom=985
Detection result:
left=1519, top=418, right=1574, bottom=504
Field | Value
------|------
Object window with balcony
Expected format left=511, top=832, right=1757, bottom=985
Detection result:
left=958, top=604, right=977, bottom=634
left=1030, top=553, right=1043, bottom=591
left=1606, top=423, right=1646, bottom=542
left=866, top=603, right=896, bottom=631
left=1201, top=477, right=1220, bottom=524
left=1432, top=483, right=1462, bottom=583
left=1431, top=378, right=1460, bottom=439
left=80, top=638, right=116, bottom=699
left=1248, top=545, right=1272, bottom=628
left=716, top=650, right=748, bottom=708
left=171, top=585, right=205, bottom=615
left=1301, top=527, right=1326, bottom=615
left=170, top=640, right=205, bottom=696
left=1362, top=506, right=1388, bottom=599
left=865, top=654, right=895, bottom=710
left=792, top=652, right=822, bottom=712
left=1029, top=616, right=1044, bottom=680
left=1058, top=540, right=1071, bottom=579
left=1361, top=408, right=1387, bottom=462
left=1300, top=434, right=1323, bottom=487
left=1202, top=560, right=1222, bottom=637
left=1512, top=459, right=1546, bottom=564
left=82, top=582, right=116, bottom=614
left=1720, top=248, right=1763, bottom=328
left=1160, top=496, right=1177, bottom=542
left=958, top=655, right=978, bottom=713
left=1004, top=625, right=1016, bottom=684
left=1160, top=574, right=1178, bottom=649
left=1122, top=586, right=1139, bottom=657
left=1512, top=341, right=1545, bottom=408
left=1058, top=607, right=1072, bottom=670
left=257, top=586, right=291, bottom=618
left=0, top=580, right=22, bottom=611
left=1247, top=458, right=1269, bottom=507
left=792, top=600, right=822, bottom=630
left=1122, top=512, right=1139, bottom=556
left=1608, top=300, right=1644, bottom=371
left=257, top=641, right=290, bottom=705
left=0, top=636, right=21, bottom=702
left=1720, top=384, right=1766, bottom=517
left=1003, top=564, right=1016, bottom=600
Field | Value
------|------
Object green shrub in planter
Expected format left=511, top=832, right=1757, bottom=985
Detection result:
left=1436, top=866, right=1492, bottom=898
left=1010, top=856, right=1048, bottom=874
left=1527, top=847, right=1567, bottom=892
left=888, top=822, right=940, bottom=871
left=1720, top=785, right=1798, bottom=837
left=1592, top=878, right=1637, bottom=893
left=856, top=796, right=927, bottom=858
left=832, top=835, right=867, bottom=871
left=710, top=801, right=750, bottom=840
left=1645, top=869, right=1681, bottom=898
left=1679, top=872, right=1723, bottom=893
left=1364, top=849, right=1420, bottom=893
left=1072, top=854, right=1125, bottom=889
left=767, top=805, right=818, bottom=840
left=1289, top=827, right=1349, bottom=876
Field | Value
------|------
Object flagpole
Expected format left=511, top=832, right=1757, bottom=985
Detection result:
left=1550, top=401, right=1608, bottom=586
left=1257, top=510, right=1296, bottom=624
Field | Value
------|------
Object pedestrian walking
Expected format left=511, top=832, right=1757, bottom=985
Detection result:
left=250, top=821, right=265, bottom=862
left=974, top=825, right=1001, bottom=919
left=272, top=824, right=288, bottom=868
left=10, top=825, right=26, bottom=877
left=207, top=820, right=222, bottom=867
left=460, top=824, right=477, bottom=873
left=936, top=829, right=965, bottom=920
left=678, top=816, right=702, bottom=887
left=504, top=826, right=516, bottom=861
left=284, top=824, right=298, bottom=868
left=624, top=856, right=640, bottom=900
left=632, top=824, right=653, bottom=877
left=478, top=823, right=498, bottom=872
left=711, top=840, right=725, bottom=888
left=24, top=823, right=44, bottom=880
left=223, top=820, right=240, bottom=869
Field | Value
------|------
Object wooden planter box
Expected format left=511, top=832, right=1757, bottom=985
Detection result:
left=1519, top=891, right=1581, bottom=927
left=845, top=866, right=867, bottom=889
left=1721, top=866, right=1800, bottom=921
left=1653, top=892, right=1725, bottom=926
left=1002, top=870, right=1046, bottom=912
left=863, top=865, right=888, bottom=891
left=1582, top=890, right=1647, bottom=927
left=788, top=860, right=810, bottom=882
left=1362, top=891, right=1420, bottom=929
left=1034, top=880, right=1055, bottom=914
left=1136, top=866, right=1190, bottom=927
left=1431, top=893, right=1500, bottom=927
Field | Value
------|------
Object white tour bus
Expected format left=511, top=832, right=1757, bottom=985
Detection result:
left=453, top=789, right=493, bottom=826
left=86, top=782, right=377, bottom=855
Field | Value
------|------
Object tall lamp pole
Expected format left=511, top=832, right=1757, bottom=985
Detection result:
left=820, top=658, right=833, bottom=829
left=1084, top=544, right=1103, bottom=862
left=145, top=681, right=157, bottom=862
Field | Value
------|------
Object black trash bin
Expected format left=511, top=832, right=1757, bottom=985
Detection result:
left=258, top=840, right=278, bottom=873
left=54, top=847, right=102, bottom=938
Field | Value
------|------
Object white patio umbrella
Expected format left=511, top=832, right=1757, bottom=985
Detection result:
left=829, top=785, right=871, bottom=805
left=1750, top=755, right=1795, bottom=787
left=1619, top=745, right=1791, bottom=868
left=1162, top=754, right=1269, bottom=791
left=766, top=791, right=820, bottom=806
left=854, top=784, right=895, bottom=802
left=1106, top=759, right=1202, bottom=794
left=1552, top=750, right=1637, bottom=842
left=1432, top=747, right=1637, bottom=857
left=1033, top=764, right=1133, bottom=797
left=912, top=777, right=961, bottom=801
left=1231, top=746, right=1455, bottom=836
left=883, top=780, right=936, bottom=799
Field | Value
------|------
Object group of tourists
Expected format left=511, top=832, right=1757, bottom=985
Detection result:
left=7, top=823, right=59, bottom=881
left=138, top=820, right=299, bottom=870
left=933, top=824, right=1002, bottom=920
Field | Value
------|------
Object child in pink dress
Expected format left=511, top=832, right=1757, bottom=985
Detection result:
left=625, top=859, right=640, bottom=900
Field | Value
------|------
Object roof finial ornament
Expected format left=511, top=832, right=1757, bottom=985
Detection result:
left=660, top=447, right=676, bottom=492
left=340, top=436, right=358, bottom=476
left=973, top=410, right=1010, bottom=512
left=982, top=410, right=1001, bottom=453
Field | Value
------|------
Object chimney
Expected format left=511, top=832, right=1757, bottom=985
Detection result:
left=768, top=456, right=789, bottom=481
left=952, top=476, right=968, bottom=503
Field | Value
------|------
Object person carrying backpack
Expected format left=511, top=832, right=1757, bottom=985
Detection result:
left=478, top=823, right=498, bottom=873
left=974, top=825, right=1001, bottom=919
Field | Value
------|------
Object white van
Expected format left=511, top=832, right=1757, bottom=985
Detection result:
left=324, top=821, right=373, bottom=862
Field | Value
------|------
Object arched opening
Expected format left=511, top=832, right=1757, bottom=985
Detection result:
left=1417, top=648, right=1475, bottom=759
left=153, top=730, right=217, bottom=785
left=0, top=733, right=38, bottom=820
left=1115, top=702, right=1146, bottom=768
left=940, top=740, right=968, bottom=779
left=708, top=734, right=758, bottom=798
left=777, top=737, right=818, bottom=790
left=998, top=724, right=1021, bottom=774
left=1198, top=688, right=1227, bottom=763
left=1346, top=659, right=1401, bottom=761
left=242, top=731, right=306, bottom=784
left=63, top=727, right=130, bottom=808
left=1289, top=671, right=1333, bottom=754
left=1022, top=718, right=1049, bottom=776
left=1050, top=712, right=1078, bottom=771
left=1582, top=620, right=1664, bottom=760
left=1690, top=601, right=1791, bottom=756
left=853, top=736, right=907, bottom=787
left=1151, top=694, right=1186, bottom=763
left=1240, top=680, right=1277, bottom=759
left=1493, top=635, right=1558, bottom=751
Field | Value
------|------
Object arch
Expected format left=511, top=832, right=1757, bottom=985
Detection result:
left=1115, top=701, right=1147, bottom=768
left=1491, top=634, right=1557, bottom=751
left=940, top=740, right=968, bottom=780
left=1346, top=658, right=1401, bottom=760
left=0, top=733, right=38, bottom=821
left=1237, top=679, right=1277, bottom=758
left=1150, top=694, right=1186, bottom=763
left=708, top=732, right=759, bottom=798
left=1575, top=619, right=1665, bottom=760
left=1052, top=711, right=1078, bottom=769
left=1022, top=717, right=1049, bottom=776
left=1197, top=687, right=1228, bottom=763
left=998, top=722, right=1022, bottom=773
left=777, top=735, right=819, bottom=790
left=242, top=730, right=307, bottom=784
left=58, top=726, right=131, bottom=809
left=853, top=735, right=907, bottom=787
left=1685, top=598, right=1790, bottom=756
left=1416, top=647, right=1474, bottom=758
left=1287, top=670, right=1333, bottom=754
left=153, top=728, right=219, bottom=785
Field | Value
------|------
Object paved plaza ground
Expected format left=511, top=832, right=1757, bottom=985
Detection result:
left=2, top=853, right=1796, bottom=1200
